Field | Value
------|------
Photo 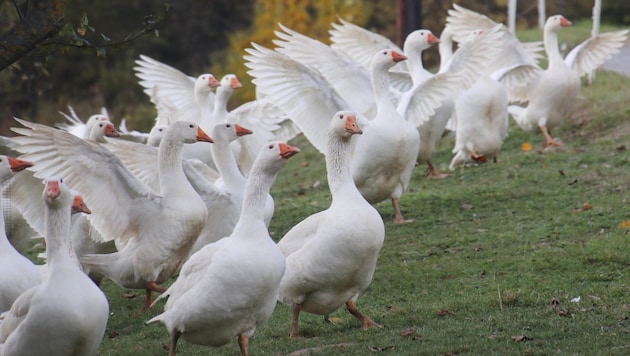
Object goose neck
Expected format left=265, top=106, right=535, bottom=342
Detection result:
left=212, top=87, right=232, bottom=120
left=158, top=136, right=188, bottom=195
left=326, top=134, right=358, bottom=197
left=371, top=64, right=396, bottom=116
left=45, top=202, right=80, bottom=270
left=210, top=139, right=246, bottom=189
left=544, top=27, right=564, bottom=65
left=237, top=161, right=277, bottom=224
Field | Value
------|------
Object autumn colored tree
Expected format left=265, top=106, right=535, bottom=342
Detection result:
left=210, top=0, right=371, bottom=104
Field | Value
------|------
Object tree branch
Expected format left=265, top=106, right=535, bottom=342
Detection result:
left=0, top=0, right=66, bottom=71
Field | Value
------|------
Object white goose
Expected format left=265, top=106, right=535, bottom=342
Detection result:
left=11, top=119, right=213, bottom=309
left=246, top=40, right=458, bottom=223
left=147, top=141, right=299, bottom=356
left=0, top=177, right=108, bottom=356
left=189, top=122, right=275, bottom=255
left=508, top=15, right=627, bottom=146
left=277, top=111, right=384, bottom=337
left=0, top=156, right=40, bottom=314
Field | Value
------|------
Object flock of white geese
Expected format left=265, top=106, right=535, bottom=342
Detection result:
left=0, top=5, right=627, bottom=356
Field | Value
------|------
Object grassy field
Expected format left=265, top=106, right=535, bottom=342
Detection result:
left=87, top=61, right=630, bottom=355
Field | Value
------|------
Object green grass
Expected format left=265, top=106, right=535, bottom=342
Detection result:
left=87, top=67, right=630, bottom=355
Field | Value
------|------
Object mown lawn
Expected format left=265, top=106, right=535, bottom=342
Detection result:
left=88, top=63, right=630, bottom=356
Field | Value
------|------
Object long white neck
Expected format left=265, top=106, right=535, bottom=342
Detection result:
left=194, top=90, right=213, bottom=125
left=232, top=158, right=279, bottom=234
left=0, top=194, right=11, bottom=251
left=210, top=137, right=246, bottom=190
left=211, top=87, right=232, bottom=123
left=158, top=134, right=189, bottom=196
left=45, top=200, right=79, bottom=271
left=371, top=63, right=397, bottom=118
left=544, top=26, right=564, bottom=66
left=326, top=132, right=360, bottom=203
left=406, top=47, right=432, bottom=84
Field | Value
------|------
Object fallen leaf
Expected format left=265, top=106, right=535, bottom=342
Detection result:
left=557, top=309, right=574, bottom=317
left=400, top=328, right=416, bottom=337
left=559, top=169, right=566, bottom=176
left=521, top=143, right=533, bottom=151
left=568, top=178, right=579, bottom=185
left=589, top=295, right=602, bottom=302
left=618, top=220, right=630, bottom=228
left=511, top=335, right=529, bottom=342
left=301, top=161, right=310, bottom=167
left=108, top=331, right=120, bottom=339
left=572, top=203, right=592, bottom=212
left=617, top=145, right=627, bottom=151
left=462, top=203, right=473, bottom=210
left=387, top=305, right=400, bottom=311
left=122, top=293, right=136, bottom=299
left=312, top=180, right=321, bottom=188
left=435, top=308, right=454, bottom=317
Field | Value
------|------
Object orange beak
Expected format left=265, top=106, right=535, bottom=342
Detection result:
left=196, top=127, right=214, bottom=143
left=46, top=180, right=61, bottom=199
left=8, top=156, right=33, bottom=172
left=278, top=143, right=300, bottom=159
left=72, top=195, right=91, bottom=214
left=231, top=77, right=242, bottom=89
left=391, top=51, right=407, bottom=63
left=209, top=76, right=221, bottom=88
left=560, top=17, right=572, bottom=27
left=234, top=124, right=253, bottom=136
left=105, top=123, right=121, bottom=137
left=345, top=115, right=363, bottom=135
left=427, top=33, right=440, bottom=45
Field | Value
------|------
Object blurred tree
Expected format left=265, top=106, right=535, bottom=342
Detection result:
left=210, top=0, right=371, bottom=105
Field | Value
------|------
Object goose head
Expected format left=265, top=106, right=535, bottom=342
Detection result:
left=165, top=121, right=214, bottom=145
left=221, top=74, right=242, bottom=90
left=0, top=155, right=33, bottom=183
left=147, top=124, right=168, bottom=147
left=89, top=120, right=121, bottom=141
left=404, top=30, right=440, bottom=54
left=211, top=123, right=253, bottom=144
left=43, top=177, right=73, bottom=210
left=194, top=74, right=221, bottom=96
left=256, top=141, right=300, bottom=174
left=85, top=114, right=109, bottom=137
left=545, top=15, right=572, bottom=32
left=371, top=49, right=407, bottom=71
left=330, top=111, right=363, bottom=141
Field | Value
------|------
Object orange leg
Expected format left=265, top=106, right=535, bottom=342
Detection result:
left=346, top=301, right=383, bottom=330
left=540, top=125, right=563, bottom=147
left=392, top=198, right=413, bottom=224
left=143, top=281, right=167, bottom=310
left=238, top=334, right=249, bottom=356
left=470, top=149, right=488, bottom=163
left=169, top=330, right=181, bottom=356
left=290, top=303, right=303, bottom=338
left=425, top=160, right=449, bottom=179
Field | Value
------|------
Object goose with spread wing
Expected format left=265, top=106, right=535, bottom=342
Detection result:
left=246, top=27, right=461, bottom=223
left=11, top=119, right=213, bottom=309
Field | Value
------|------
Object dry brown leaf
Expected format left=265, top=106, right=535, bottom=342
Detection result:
left=325, top=317, right=343, bottom=324
left=300, top=161, right=310, bottom=167
left=108, top=331, right=120, bottom=339
left=521, top=143, right=533, bottom=151
left=462, top=203, right=473, bottom=210
left=618, top=220, right=630, bottom=228
left=122, top=293, right=136, bottom=299
left=400, top=328, right=416, bottom=337
left=387, top=305, right=400, bottom=311
left=435, top=308, right=454, bottom=317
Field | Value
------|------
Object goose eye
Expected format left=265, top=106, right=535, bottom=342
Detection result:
left=268, top=144, right=274, bottom=149
left=99, top=123, right=104, bottom=127
left=382, top=51, right=387, bottom=55
left=0, top=158, right=3, bottom=163
left=226, top=124, right=231, bottom=128
left=59, top=178, right=63, bottom=183
left=339, top=114, right=344, bottom=119
left=158, top=128, right=163, bottom=132
left=189, top=124, right=194, bottom=128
